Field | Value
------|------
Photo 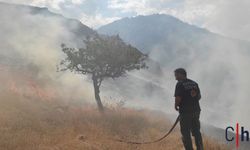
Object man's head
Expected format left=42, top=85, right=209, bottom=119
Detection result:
left=174, top=68, right=187, bottom=81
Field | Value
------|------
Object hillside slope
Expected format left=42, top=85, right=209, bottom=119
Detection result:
left=0, top=91, right=229, bottom=150
left=0, top=65, right=228, bottom=150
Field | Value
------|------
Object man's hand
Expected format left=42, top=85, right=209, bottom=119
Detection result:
left=175, top=103, right=179, bottom=111
left=175, top=96, right=181, bottom=111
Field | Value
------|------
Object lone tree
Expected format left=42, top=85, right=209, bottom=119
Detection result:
left=59, top=35, right=147, bottom=112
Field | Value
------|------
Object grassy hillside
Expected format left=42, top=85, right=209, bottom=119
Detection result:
left=0, top=95, right=229, bottom=150
left=0, top=68, right=229, bottom=150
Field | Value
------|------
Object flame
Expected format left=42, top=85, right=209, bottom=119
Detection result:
left=9, top=80, right=20, bottom=95
left=8, top=78, right=57, bottom=101
left=2, top=64, right=58, bottom=102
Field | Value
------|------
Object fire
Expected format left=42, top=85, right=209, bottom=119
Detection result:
left=8, top=78, right=57, bottom=101
left=9, top=80, right=21, bottom=95
left=0, top=63, right=58, bottom=102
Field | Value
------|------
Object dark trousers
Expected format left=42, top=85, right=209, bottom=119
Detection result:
left=179, top=112, right=204, bottom=150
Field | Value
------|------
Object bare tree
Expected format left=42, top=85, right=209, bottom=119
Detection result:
left=59, top=35, right=147, bottom=112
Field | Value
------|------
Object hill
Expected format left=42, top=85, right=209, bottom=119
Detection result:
left=0, top=76, right=229, bottom=150
left=98, top=14, right=250, bottom=65
left=0, top=63, right=228, bottom=149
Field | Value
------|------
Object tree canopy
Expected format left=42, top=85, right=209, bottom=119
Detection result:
left=59, top=34, right=147, bottom=112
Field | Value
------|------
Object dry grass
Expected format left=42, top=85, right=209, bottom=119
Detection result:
left=0, top=69, right=229, bottom=150
left=0, top=89, right=230, bottom=150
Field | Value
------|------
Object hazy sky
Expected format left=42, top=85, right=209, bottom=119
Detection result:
left=1, top=0, right=250, bottom=41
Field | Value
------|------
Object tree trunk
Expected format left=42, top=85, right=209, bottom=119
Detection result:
left=92, top=76, right=104, bottom=113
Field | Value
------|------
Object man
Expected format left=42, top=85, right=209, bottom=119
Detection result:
left=174, top=68, right=204, bottom=150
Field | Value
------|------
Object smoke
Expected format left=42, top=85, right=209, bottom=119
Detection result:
left=98, top=14, right=250, bottom=130
left=0, top=3, right=94, bottom=104
left=0, top=2, right=160, bottom=113
left=0, top=2, right=161, bottom=112
left=2, top=1, right=250, bottom=132
left=148, top=35, right=250, bottom=129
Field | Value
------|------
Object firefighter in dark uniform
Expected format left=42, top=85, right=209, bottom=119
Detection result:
left=174, top=68, right=204, bottom=150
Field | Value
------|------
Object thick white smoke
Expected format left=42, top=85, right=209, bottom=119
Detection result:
left=0, top=3, right=95, bottom=104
